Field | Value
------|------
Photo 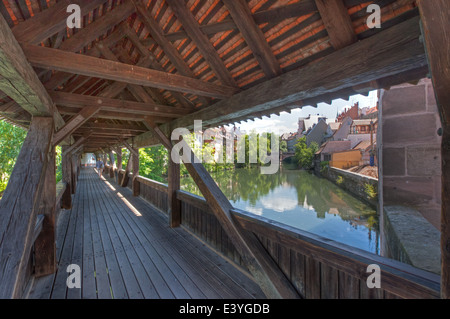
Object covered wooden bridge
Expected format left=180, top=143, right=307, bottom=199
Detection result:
left=0, top=0, right=448, bottom=299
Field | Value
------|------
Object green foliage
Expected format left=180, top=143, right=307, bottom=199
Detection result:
left=122, top=148, right=130, bottom=168
left=320, top=161, right=329, bottom=174
left=56, top=146, right=62, bottom=183
left=336, top=176, right=344, bottom=185
left=0, top=121, right=27, bottom=196
left=279, top=140, right=288, bottom=154
left=294, top=137, right=318, bottom=170
left=139, top=146, right=169, bottom=183
left=364, top=183, right=378, bottom=201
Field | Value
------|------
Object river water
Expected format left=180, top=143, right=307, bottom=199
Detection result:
left=180, top=166, right=380, bottom=254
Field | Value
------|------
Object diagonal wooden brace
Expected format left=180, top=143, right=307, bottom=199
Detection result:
left=146, top=121, right=300, bottom=299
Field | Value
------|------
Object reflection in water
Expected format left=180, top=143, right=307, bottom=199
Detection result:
left=181, top=166, right=380, bottom=254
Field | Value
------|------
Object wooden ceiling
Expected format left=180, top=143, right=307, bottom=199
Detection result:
left=0, top=0, right=426, bottom=152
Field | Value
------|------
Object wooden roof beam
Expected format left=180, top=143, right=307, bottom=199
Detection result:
left=133, top=0, right=196, bottom=77
left=58, top=0, right=135, bottom=52
left=21, top=43, right=237, bottom=99
left=50, top=91, right=190, bottom=118
left=43, top=25, right=127, bottom=91
left=52, top=105, right=102, bottom=146
left=166, top=0, right=238, bottom=88
left=164, top=0, right=318, bottom=42
left=315, top=0, right=357, bottom=50
left=132, top=16, right=426, bottom=148
left=11, top=0, right=106, bottom=45
left=170, top=16, right=424, bottom=129
left=79, top=123, right=147, bottom=132
left=57, top=106, right=172, bottom=123
left=121, top=25, right=195, bottom=109
left=95, top=42, right=160, bottom=105
left=222, top=0, right=282, bottom=79
left=133, top=0, right=211, bottom=107
left=0, top=13, right=65, bottom=130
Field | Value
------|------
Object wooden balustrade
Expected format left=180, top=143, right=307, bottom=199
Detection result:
left=101, top=168, right=441, bottom=299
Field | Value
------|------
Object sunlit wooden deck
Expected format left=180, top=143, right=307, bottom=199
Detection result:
left=25, top=168, right=264, bottom=299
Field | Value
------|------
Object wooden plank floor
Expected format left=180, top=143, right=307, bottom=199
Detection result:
left=25, top=168, right=265, bottom=299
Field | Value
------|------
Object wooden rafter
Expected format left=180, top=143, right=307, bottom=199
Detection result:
left=44, top=26, right=126, bottom=91
left=133, top=0, right=212, bottom=107
left=315, top=0, right=357, bottom=50
left=222, top=0, right=282, bottom=79
left=58, top=1, right=135, bottom=53
left=167, top=0, right=238, bottom=88
left=164, top=0, right=318, bottom=42
left=11, top=0, right=106, bottom=44
left=21, top=43, right=237, bottom=99
left=121, top=25, right=195, bottom=108
left=133, top=16, right=426, bottom=148
left=52, top=105, right=102, bottom=146
left=50, top=91, right=190, bottom=118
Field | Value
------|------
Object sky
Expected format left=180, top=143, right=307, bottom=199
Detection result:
left=226, top=90, right=379, bottom=135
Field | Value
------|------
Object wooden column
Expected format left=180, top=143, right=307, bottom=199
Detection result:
left=109, top=151, right=115, bottom=178
left=116, top=148, right=123, bottom=183
left=61, top=146, right=72, bottom=209
left=131, top=148, right=140, bottom=196
left=71, top=154, right=78, bottom=192
left=168, top=159, right=181, bottom=228
left=417, top=0, right=450, bottom=299
left=34, top=145, right=57, bottom=277
left=147, top=122, right=299, bottom=299
left=0, top=117, right=53, bottom=298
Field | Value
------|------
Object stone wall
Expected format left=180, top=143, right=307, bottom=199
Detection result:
left=383, top=206, right=441, bottom=274
left=380, top=78, right=442, bottom=229
left=323, top=167, right=378, bottom=207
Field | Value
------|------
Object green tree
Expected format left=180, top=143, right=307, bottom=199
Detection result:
left=294, top=137, right=318, bottom=170
left=56, top=146, right=62, bottom=183
left=280, top=140, right=288, bottom=154
left=0, top=121, right=27, bottom=196
left=139, top=146, right=169, bottom=183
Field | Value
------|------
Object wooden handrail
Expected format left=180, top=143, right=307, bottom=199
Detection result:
left=176, top=190, right=209, bottom=212
left=116, top=169, right=441, bottom=298
left=136, top=176, right=168, bottom=193
left=230, top=208, right=441, bottom=299
left=172, top=188, right=441, bottom=299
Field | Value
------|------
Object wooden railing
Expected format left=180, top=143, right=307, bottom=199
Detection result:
left=106, top=168, right=441, bottom=299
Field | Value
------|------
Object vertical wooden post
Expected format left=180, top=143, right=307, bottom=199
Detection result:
left=109, top=151, right=115, bottom=178
left=71, top=154, right=78, bottom=192
left=0, top=117, right=53, bottom=298
left=116, top=148, right=123, bottom=171
left=34, top=145, right=57, bottom=277
left=132, top=148, right=140, bottom=196
left=61, top=146, right=72, bottom=209
left=116, top=148, right=122, bottom=183
left=168, top=159, right=181, bottom=228
left=418, top=0, right=450, bottom=299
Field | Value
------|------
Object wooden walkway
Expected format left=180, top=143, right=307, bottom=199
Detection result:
left=25, top=168, right=264, bottom=299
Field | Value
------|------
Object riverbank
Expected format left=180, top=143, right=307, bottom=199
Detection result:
left=319, top=166, right=378, bottom=208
